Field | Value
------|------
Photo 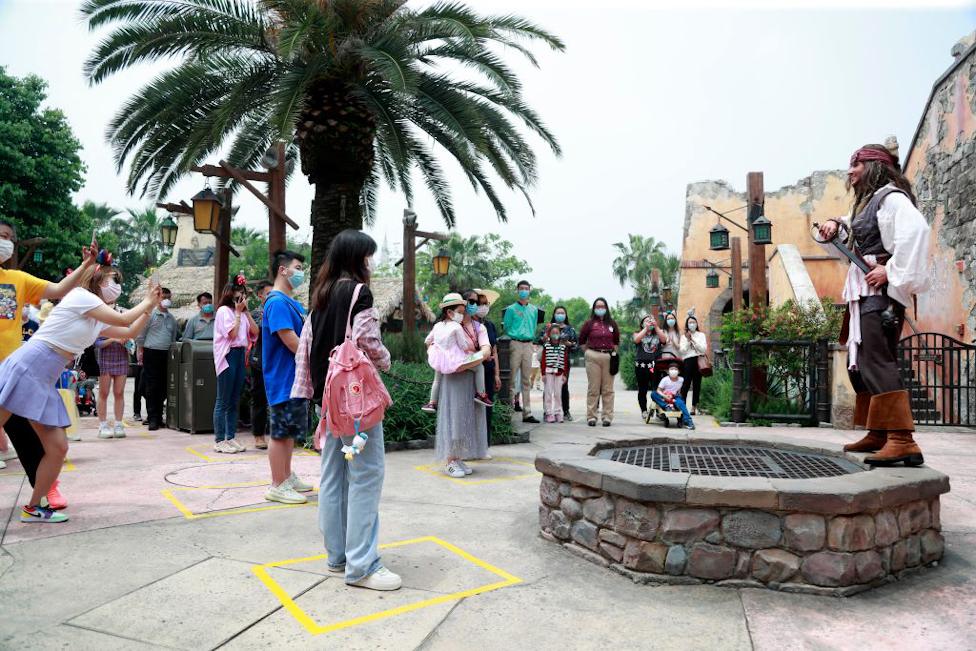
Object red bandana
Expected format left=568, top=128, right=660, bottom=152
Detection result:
left=850, top=147, right=897, bottom=168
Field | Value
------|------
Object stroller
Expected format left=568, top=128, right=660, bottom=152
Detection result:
left=57, top=368, right=98, bottom=417
left=645, top=353, right=683, bottom=428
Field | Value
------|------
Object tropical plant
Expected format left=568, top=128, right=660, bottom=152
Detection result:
left=81, top=0, right=564, bottom=277
left=416, top=232, right=531, bottom=301
left=612, top=234, right=681, bottom=323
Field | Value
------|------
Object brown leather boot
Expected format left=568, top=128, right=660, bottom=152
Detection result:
left=864, top=390, right=924, bottom=467
left=844, top=393, right=885, bottom=452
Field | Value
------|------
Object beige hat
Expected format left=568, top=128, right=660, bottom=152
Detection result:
left=473, top=288, right=500, bottom=306
left=438, top=292, right=465, bottom=310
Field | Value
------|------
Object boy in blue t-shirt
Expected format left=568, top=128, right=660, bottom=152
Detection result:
left=262, top=250, right=313, bottom=505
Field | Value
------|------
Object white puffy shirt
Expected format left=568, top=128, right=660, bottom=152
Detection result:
left=31, top=287, right=110, bottom=355
left=679, top=331, right=708, bottom=360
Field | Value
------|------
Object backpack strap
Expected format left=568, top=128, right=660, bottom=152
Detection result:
left=345, top=283, right=364, bottom=340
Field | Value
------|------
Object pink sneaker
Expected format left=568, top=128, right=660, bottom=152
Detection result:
left=46, top=480, right=67, bottom=510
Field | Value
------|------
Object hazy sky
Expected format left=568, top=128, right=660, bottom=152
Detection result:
left=1, top=0, right=973, bottom=304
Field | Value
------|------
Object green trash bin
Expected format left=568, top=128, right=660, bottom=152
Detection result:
left=166, top=342, right=182, bottom=429
left=178, top=340, right=216, bottom=434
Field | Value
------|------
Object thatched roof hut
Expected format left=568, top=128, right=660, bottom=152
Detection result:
left=293, top=276, right=435, bottom=328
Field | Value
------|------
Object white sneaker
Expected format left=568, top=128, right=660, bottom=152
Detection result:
left=227, top=439, right=246, bottom=452
left=213, top=440, right=233, bottom=453
left=444, top=461, right=466, bottom=478
left=349, top=567, right=402, bottom=591
left=458, top=460, right=473, bottom=476
left=641, top=411, right=649, bottom=421
left=327, top=564, right=345, bottom=574
left=113, top=423, right=126, bottom=438
left=0, top=448, right=18, bottom=462
left=285, top=472, right=314, bottom=493
left=0, top=459, right=5, bottom=470
left=265, top=483, right=307, bottom=504
left=67, top=431, right=81, bottom=442
left=97, top=422, right=113, bottom=439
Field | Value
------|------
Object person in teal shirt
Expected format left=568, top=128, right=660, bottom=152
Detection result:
left=503, top=280, right=542, bottom=423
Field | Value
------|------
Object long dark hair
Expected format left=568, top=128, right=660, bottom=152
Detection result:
left=684, top=315, right=699, bottom=335
left=311, top=229, right=377, bottom=311
left=847, top=144, right=917, bottom=217
left=588, top=297, right=616, bottom=328
left=551, top=304, right=571, bottom=326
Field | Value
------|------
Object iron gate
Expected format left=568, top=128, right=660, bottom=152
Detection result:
left=897, top=332, right=976, bottom=426
left=731, top=339, right=830, bottom=424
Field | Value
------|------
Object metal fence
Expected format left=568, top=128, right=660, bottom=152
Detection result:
left=731, top=339, right=830, bottom=425
left=897, top=332, right=976, bottom=426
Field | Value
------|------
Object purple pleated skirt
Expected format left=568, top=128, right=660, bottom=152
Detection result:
left=0, top=338, right=71, bottom=428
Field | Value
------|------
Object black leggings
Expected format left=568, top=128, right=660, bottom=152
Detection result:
left=681, top=357, right=703, bottom=408
left=561, top=367, right=571, bottom=415
left=636, top=365, right=654, bottom=412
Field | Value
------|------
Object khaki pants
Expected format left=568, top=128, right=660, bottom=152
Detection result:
left=509, top=340, right=534, bottom=416
left=585, top=349, right=614, bottom=422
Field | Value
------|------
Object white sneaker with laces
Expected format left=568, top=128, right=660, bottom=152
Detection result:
left=0, top=459, right=5, bottom=470
left=349, top=567, right=402, bottom=591
left=285, top=472, right=314, bottom=492
left=265, top=483, right=307, bottom=504
left=458, top=460, right=473, bottom=476
left=327, top=564, right=345, bottom=574
left=444, top=461, right=466, bottom=478
left=97, top=422, right=113, bottom=439
left=113, top=423, right=126, bottom=438
left=227, top=439, right=246, bottom=452
left=213, top=440, right=233, bottom=453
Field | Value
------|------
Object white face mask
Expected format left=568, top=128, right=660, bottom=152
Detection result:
left=476, top=305, right=490, bottom=318
left=101, top=280, right=122, bottom=303
left=0, top=239, right=13, bottom=264
left=688, top=323, right=698, bottom=332
left=160, top=299, right=172, bottom=309
left=668, top=370, right=680, bottom=379
left=451, top=310, right=464, bottom=323
left=666, top=318, right=676, bottom=327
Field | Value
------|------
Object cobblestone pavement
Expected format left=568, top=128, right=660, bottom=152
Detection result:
left=0, top=373, right=973, bottom=650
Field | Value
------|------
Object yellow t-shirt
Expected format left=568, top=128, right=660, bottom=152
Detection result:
left=0, top=269, right=48, bottom=361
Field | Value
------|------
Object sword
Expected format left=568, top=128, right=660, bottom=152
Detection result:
left=812, top=221, right=920, bottom=335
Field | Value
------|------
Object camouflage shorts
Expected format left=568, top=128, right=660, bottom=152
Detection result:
left=269, top=398, right=310, bottom=441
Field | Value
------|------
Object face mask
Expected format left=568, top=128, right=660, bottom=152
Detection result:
left=667, top=318, right=676, bottom=327
left=202, top=304, right=215, bottom=315
left=554, top=313, right=566, bottom=323
left=288, top=269, right=305, bottom=289
left=160, top=299, right=172, bottom=309
left=101, top=281, right=122, bottom=303
left=594, top=308, right=607, bottom=318
left=669, top=370, right=679, bottom=379
left=688, top=323, right=698, bottom=332
left=476, top=305, right=490, bottom=318
left=0, top=239, right=13, bottom=264
left=451, top=310, right=464, bottom=323
left=550, top=335, right=560, bottom=342
left=518, top=289, right=530, bottom=300
left=465, top=303, right=478, bottom=316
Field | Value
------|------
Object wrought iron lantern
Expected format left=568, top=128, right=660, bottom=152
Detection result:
left=630, top=296, right=643, bottom=310
left=432, top=248, right=451, bottom=277
left=751, top=214, right=773, bottom=245
left=33, top=249, right=42, bottom=264
left=191, top=187, right=222, bottom=234
left=709, top=222, right=730, bottom=251
left=649, top=291, right=661, bottom=307
left=705, top=269, right=719, bottom=289
left=160, top=215, right=178, bottom=247
left=662, top=285, right=673, bottom=305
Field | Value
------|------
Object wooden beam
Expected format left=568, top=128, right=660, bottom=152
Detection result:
left=191, top=164, right=271, bottom=183
left=268, top=142, right=287, bottom=269
left=156, top=201, right=192, bottom=216
left=403, top=218, right=417, bottom=335
left=731, top=236, right=743, bottom=312
left=218, top=160, right=299, bottom=231
left=214, top=189, right=232, bottom=297
left=414, top=230, right=450, bottom=241
left=746, top=171, right=767, bottom=312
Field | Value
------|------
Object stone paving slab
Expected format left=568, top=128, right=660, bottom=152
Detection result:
left=3, top=624, right=168, bottom=650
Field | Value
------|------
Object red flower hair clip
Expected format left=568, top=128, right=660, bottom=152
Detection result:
left=234, top=273, right=247, bottom=287
left=96, top=249, right=113, bottom=266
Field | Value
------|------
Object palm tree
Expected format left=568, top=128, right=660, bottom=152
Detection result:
left=125, top=206, right=164, bottom=269
left=81, top=0, right=564, bottom=276
left=80, top=200, right=122, bottom=234
left=612, top=234, right=668, bottom=289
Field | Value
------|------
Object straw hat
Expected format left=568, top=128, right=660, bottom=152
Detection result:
left=438, top=292, right=466, bottom=310
left=473, top=288, right=500, bottom=306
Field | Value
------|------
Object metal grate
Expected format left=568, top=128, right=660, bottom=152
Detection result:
left=597, top=444, right=862, bottom=479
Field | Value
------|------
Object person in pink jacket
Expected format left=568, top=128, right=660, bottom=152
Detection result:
left=212, top=275, right=259, bottom=453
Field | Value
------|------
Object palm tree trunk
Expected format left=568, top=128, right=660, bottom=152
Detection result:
left=309, top=180, right=364, bottom=285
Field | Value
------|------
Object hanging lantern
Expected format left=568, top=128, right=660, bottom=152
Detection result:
left=751, top=214, right=773, bottom=245
left=160, top=215, right=178, bottom=247
left=432, top=248, right=451, bottom=277
left=709, top=222, right=730, bottom=251
left=191, top=187, right=222, bottom=234
left=630, top=296, right=642, bottom=310
left=33, top=249, right=43, bottom=264
left=649, top=291, right=661, bottom=307
left=706, top=269, right=719, bottom=289
left=662, top=285, right=673, bottom=305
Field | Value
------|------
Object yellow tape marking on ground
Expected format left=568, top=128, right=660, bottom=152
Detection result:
left=252, top=536, right=522, bottom=636
left=185, top=444, right=318, bottom=463
left=0, top=457, right=76, bottom=478
left=412, top=456, right=539, bottom=486
left=161, top=481, right=318, bottom=520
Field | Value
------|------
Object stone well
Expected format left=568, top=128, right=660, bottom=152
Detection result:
left=535, top=433, right=950, bottom=596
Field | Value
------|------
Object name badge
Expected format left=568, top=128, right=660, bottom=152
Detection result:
left=609, top=327, right=614, bottom=333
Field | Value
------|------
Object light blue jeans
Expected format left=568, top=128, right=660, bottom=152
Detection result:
left=214, top=348, right=245, bottom=442
left=318, top=422, right=385, bottom=583
left=651, top=391, right=694, bottom=426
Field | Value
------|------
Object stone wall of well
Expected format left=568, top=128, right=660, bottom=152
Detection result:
left=538, top=475, right=944, bottom=596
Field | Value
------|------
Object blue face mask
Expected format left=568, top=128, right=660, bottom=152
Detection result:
left=554, top=313, right=566, bottom=323
left=594, top=308, right=607, bottom=318
left=518, top=289, right=530, bottom=300
left=465, top=303, right=478, bottom=316
left=202, top=304, right=214, bottom=315
left=288, top=269, right=305, bottom=289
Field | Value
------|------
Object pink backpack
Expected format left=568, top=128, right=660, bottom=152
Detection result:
left=316, top=283, right=392, bottom=440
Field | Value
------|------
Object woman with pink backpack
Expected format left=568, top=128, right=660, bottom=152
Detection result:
left=291, top=230, right=399, bottom=592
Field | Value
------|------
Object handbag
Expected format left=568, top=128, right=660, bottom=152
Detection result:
left=609, top=350, right=620, bottom=376
left=697, top=353, right=713, bottom=377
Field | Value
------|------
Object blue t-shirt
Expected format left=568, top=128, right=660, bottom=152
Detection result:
left=261, top=290, right=305, bottom=406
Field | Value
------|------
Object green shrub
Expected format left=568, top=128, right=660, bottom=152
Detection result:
left=489, top=401, right=516, bottom=444
left=619, top=346, right=637, bottom=390
left=382, top=331, right=427, bottom=364
left=698, top=366, right=732, bottom=422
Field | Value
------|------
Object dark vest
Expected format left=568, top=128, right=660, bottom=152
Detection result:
left=850, top=186, right=906, bottom=261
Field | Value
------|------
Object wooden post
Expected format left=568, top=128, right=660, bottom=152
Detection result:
left=746, top=172, right=767, bottom=311
left=650, top=268, right=661, bottom=322
left=731, top=236, right=743, bottom=312
left=268, top=142, right=287, bottom=273
left=214, top=189, right=232, bottom=298
left=402, top=211, right=417, bottom=336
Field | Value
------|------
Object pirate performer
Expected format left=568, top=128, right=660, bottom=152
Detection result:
left=817, top=137, right=930, bottom=466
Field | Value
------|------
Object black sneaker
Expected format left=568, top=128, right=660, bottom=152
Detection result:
left=513, top=403, right=522, bottom=413
left=148, top=421, right=161, bottom=431
left=684, top=421, right=696, bottom=430
left=522, top=415, right=540, bottom=424
left=564, top=412, right=574, bottom=422
left=602, top=420, right=611, bottom=427
left=587, top=419, right=596, bottom=427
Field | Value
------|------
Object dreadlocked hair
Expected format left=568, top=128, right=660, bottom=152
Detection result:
left=847, top=143, right=917, bottom=217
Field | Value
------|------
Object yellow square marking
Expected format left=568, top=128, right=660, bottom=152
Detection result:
left=161, top=480, right=318, bottom=520
left=252, top=536, right=522, bottom=635
left=0, top=457, right=76, bottom=478
left=185, top=444, right=318, bottom=463
left=413, top=456, right=539, bottom=485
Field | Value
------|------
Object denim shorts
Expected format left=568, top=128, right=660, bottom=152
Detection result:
left=269, top=398, right=310, bottom=441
